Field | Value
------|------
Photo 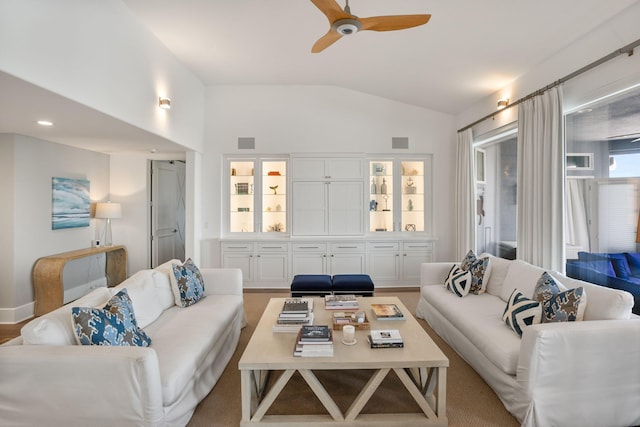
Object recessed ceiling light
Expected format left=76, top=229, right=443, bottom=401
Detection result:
left=37, top=120, right=54, bottom=126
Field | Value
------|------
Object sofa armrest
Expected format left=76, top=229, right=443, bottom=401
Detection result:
left=0, top=345, right=164, bottom=425
left=518, top=320, right=640, bottom=427
left=202, top=268, right=243, bottom=296
left=420, top=262, right=456, bottom=286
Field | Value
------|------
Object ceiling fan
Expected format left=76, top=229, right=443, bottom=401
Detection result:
left=310, top=0, right=431, bottom=53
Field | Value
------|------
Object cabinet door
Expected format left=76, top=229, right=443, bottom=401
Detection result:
left=256, top=253, right=289, bottom=281
left=291, top=253, right=326, bottom=275
left=291, top=158, right=327, bottom=180
left=229, top=160, right=256, bottom=233
left=328, top=181, right=363, bottom=235
left=261, top=160, right=287, bottom=233
left=368, top=252, right=400, bottom=281
left=292, top=182, right=327, bottom=235
left=222, top=253, right=254, bottom=282
left=330, top=253, right=365, bottom=275
left=326, top=158, right=364, bottom=179
left=367, top=242, right=400, bottom=281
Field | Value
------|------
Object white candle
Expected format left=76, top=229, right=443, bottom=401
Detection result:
left=343, top=325, right=355, bottom=343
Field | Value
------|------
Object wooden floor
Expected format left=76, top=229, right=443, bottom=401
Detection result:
left=0, top=318, right=31, bottom=344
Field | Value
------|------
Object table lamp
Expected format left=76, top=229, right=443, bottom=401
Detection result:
left=95, top=202, right=122, bottom=247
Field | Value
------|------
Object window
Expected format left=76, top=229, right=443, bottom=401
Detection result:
left=474, top=128, right=518, bottom=259
left=564, top=85, right=640, bottom=259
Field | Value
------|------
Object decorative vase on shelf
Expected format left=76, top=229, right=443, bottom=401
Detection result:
left=408, top=199, right=414, bottom=211
left=381, top=178, right=387, bottom=195
left=371, top=178, right=376, bottom=195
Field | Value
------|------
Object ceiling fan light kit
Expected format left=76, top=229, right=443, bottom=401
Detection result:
left=333, top=18, right=361, bottom=35
left=311, top=0, right=431, bottom=53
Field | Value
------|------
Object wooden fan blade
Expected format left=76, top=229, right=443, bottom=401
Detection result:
left=360, top=14, right=431, bottom=32
left=310, top=0, right=352, bottom=23
left=312, top=29, right=342, bottom=53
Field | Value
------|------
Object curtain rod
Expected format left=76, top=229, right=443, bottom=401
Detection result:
left=457, top=37, right=640, bottom=133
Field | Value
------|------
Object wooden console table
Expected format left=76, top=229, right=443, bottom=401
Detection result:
left=33, top=245, right=127, bottom=316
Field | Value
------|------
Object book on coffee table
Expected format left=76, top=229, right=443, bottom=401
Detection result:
left=299, top=325, right=332, bottom=342
left=371, top=303, right=405, bottom=320
left=368, top=329, right=404, bottom=348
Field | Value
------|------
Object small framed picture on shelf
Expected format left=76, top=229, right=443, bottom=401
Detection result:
left=372, top=163, right=385, bottom=175
left=235, top=182, right=249, bottom=194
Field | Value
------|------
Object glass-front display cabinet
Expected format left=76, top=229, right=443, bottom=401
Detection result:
left=368, top=156, right=432, bottom=234
left=226, top=157, right=288, bottom=235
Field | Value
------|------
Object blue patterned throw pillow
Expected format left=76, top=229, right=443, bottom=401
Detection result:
left=170, top=258, right=206, bottom=307
left=72, top=289, right=152, bottom=346
left=533, top=272, right=586, bottom=322
left=503, top=289, right=542, bottom=337
left=459, top=250, right=491, bottom=294
left=445, top=264, right=472, bottom=298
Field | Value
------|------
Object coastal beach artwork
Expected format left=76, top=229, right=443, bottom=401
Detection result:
left=52, top=177, right=90, bottom=230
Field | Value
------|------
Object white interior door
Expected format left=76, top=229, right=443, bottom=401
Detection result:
left=151, top=160, right=186, bottom=267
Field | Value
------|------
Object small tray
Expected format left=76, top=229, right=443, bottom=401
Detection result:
left=332, top=311, right=370, bottom=330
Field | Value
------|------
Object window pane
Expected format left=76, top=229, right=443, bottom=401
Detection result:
left=474, top=135, right=518, bottom=259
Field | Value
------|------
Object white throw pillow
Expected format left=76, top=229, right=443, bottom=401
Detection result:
left=113, top=270, right=164, bottom=328
left=21, top=287, right=112, bottom=345
left=154, top=259, right=182, bottom=309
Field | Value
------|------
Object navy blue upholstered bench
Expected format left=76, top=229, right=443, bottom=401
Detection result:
left=331, top=274, right=375, bottom=296
left=290, top=274, right=333, bottom=297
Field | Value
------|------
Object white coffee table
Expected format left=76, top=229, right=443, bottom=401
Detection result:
left=239, top=296, right=449, bottom=426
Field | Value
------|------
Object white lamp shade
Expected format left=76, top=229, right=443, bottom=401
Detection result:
left=95, top=202, right=122, bottom=219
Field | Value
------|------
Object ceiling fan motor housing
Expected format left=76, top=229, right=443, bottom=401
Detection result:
left=333, top=18, right=361, bottom=35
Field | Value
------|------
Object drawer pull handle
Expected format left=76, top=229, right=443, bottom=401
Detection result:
left=336, top=246, right=358, bottom=249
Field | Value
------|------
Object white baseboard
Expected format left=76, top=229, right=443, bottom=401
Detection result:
left=0, top=301, right=34, bottom=324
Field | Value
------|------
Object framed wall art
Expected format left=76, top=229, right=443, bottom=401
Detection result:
left=52, top=177, right=90, bottom=230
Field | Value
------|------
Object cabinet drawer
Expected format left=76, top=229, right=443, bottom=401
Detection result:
left=403, top=242, right=433, bottom=252
left=257, top=243, right=288, bottom=252
left=222, top=242, right=255, bottom=252
left=367, top=242, right=400, bottom=252
left=292, top=243, right=328, bottom=252
left=330, top=242, right=365, bottom=252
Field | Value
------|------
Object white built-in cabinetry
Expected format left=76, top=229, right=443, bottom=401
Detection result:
left=291, top=155, right=364, bottom=236
left=220, top=153, right=436, bottom=288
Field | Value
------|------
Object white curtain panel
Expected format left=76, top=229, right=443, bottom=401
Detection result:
left=565, top=178, right=590, bottom=251
left=517, top=86, right=564, bottom=271
left=455, top=128, right=476, bottom=259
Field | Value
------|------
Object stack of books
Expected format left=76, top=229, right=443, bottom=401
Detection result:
left=324, top=294, right=359, bottom=310
left=370, top=303, right=405, bottom=320
left=367, top=329, right=404, bottom=348
left=272, top=298, right=314, bottom=333
left=293, top=325, right=334, bottom=357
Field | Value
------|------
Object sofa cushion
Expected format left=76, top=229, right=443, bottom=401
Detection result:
left=533, top=272, right=586, bottom=322
left=570, top=260, right=616, bottom=277
left=170, top=259, right=206, bottom=307
left=578, top=252, right=632, bottom=279
left=549, top=271, right=633, bottom=320
left=114, top=270, right=164, bottom=328
left=422, top=285, right=522, bottom=375
left=21, top=287, right=112, bottom=345
left=500, top=259, right=546, bottom=303
left=503, top=289, right=542, bottom=337
left=625, top=253, right=640, bottom=277
left=480, top=253, right=511, bottom=297
left=444, top=265, right=472, bottom=297
left=143, top=294, right=243, bottom=406
left=71, top=289, right=152, bottom=347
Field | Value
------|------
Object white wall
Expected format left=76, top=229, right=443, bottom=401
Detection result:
left=457, top=1, right=640, bottom=135
left=202, top=85, right=457, bottom=263
left=0, top=0, right=204, bottom=152
left=0, top=134, right=110, bottom=322
left=0, top=135, right=16, bottom=316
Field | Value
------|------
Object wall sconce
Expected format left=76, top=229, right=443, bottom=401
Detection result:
left=497, top=99, right=509, bottom=110
left=95, top=202, right=122, bottom=246
left=158, top=97, right=171, bottom=110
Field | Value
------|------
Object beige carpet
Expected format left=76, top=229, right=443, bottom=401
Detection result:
left=187, top=290, right=519, bottom=427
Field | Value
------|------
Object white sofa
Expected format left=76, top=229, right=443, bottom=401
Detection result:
left=0, top=260, right=244, bottom=427
left=416, top=255, right=640, bottom=427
